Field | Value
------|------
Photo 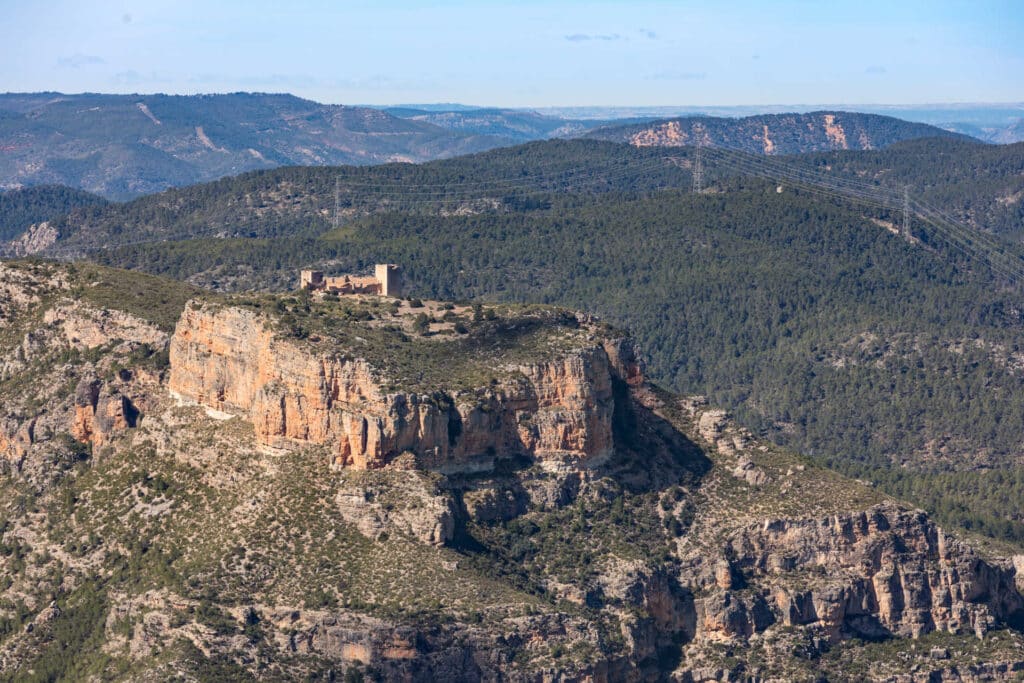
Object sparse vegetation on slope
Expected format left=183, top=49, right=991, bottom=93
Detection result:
left=226, top=291, right=610, bottom=392
left=0, top=92, right=512, bottom=199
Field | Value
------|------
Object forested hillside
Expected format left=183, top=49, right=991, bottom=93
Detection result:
left=15, top=137, right=1024, bottom=257
left=795, top=138, right=1024, bottom=235
left=7, top=137, right=1024, bottom=543
left=18, top=141, right=685, bottom=254
left=0, top=185, right=107, bottom=241
left=382, top=107, right=604, bottom=140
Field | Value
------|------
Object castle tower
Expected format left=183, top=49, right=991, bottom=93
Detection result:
left=374, top=264, right=403, bottom=297
left=300, top=270, right=324, bottom=290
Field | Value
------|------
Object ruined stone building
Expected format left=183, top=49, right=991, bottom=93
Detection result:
left=300, top=264, right=403, bottom=297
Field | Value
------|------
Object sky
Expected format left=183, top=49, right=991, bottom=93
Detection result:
left=1, top=0, right=1022, bottom=107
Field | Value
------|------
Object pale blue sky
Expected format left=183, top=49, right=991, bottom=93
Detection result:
left=1, top=0, right=1021, bottom=106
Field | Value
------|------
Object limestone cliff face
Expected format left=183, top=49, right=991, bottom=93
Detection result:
left=168, top=302, right=630, bottom=471
left=585, top=111, right=963, bottom=156
left=687, top=503, right=1024, bottom=646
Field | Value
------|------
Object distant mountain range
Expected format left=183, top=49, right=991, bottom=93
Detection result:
left=0, top=93, right=1011, bottom=200
left=584, top=111, right=969, bottom=154
left=0, top=93, right=510, bottom=199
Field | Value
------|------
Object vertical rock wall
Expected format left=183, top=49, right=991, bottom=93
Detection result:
left=168, top=302, right=630, bottom=470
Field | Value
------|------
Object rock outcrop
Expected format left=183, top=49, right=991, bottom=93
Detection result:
left=4, top=263, right=1024, bottom=681
left=682, top=503, right=1024, bottom=649
left=335, top=471, right=456, bottom=545
left=586, top=111, right=964, bottom=155
left=43, top=303, right=166, bottom=350
left=168, top=302, right=634, bottom=472
left=6, top=221, right=58, bottom=257
left=278, top=607, right=629, bottom=682
left=70, top=377, right=139, bottom=448
left=0, top=420, right=34, bottom=467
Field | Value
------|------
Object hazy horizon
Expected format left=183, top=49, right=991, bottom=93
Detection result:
left=4, top=90, right=1022, bottom=113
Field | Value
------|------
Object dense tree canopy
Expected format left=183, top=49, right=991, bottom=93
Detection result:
left=0, top=185, right=107, bottom=241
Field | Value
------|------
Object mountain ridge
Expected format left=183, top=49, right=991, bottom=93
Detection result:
left=0, top=92, right=512, bottom=200
left=585, top=110, right=972, bottom=154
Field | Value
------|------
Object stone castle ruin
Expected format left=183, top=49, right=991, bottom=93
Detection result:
left=300, top=264, right=403, bottom=297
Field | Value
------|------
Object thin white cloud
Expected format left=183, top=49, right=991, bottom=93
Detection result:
left=865, top=65, right=887, bottom=75
left=652, top=71, right=707, bottom=81
left=188, top=73, right=320, bottom=88
left=111, top=70, right=172, bottom=86
left=173, top=72, right=438, bottom=93
left=57, top=54, right=105, bottom=69
left=565, top=33, right=622, bottom=42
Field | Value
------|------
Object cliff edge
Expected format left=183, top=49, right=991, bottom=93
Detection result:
left=168, top=296, right=636, bottom=472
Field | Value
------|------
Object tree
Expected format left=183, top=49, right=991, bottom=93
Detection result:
left=413, top=313, right=430, bottom=335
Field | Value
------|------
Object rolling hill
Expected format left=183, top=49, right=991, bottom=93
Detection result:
left=0, top=94, right=989, bottom=202
left=14, top=137, right=1022, bottom=256
left=0, top=185, right=107, bottom=242
left=381, top=106, right=602, bottom=140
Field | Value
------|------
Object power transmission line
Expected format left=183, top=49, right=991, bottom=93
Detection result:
left=704, top=144, right=1024, bottom=285
left=40, top=137, right=1024, bottom=290
left=902, top=185, right=910, bottom=240
left=333, top=177, right=341, bottom=231
left=692, top=141, right=704, bottom=194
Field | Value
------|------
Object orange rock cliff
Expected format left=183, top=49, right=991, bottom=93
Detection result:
left=167, top=301, right=643, bottom=472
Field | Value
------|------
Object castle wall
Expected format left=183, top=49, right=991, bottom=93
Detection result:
left=325, top=276, right=381, bottom=295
